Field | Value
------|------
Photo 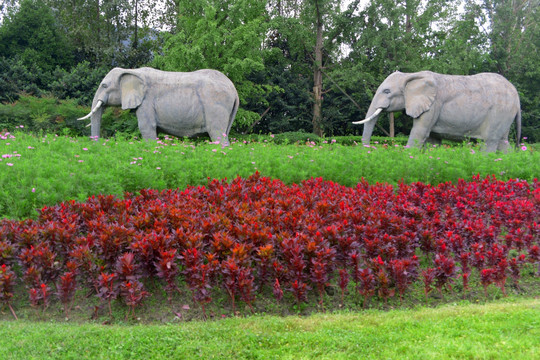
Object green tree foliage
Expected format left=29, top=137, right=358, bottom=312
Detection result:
left=42, top=0, right=158, bottom=68
left=483, top=0, right=540, bottom=141
left=0, top=0, right=74, bottom=72
left=259, top=0, right=351, bottom=136
left=0, top=0, right=537, bottom=141
left=153, top=0, right=272, bottom=130
left=334, top=0, right=490, bottom=138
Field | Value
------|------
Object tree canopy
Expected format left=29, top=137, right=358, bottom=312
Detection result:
left=0, top=0, right=538, bottom=141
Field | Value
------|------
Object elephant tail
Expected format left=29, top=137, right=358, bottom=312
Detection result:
left=515, top=109, right=521, bottom=147
left=227, top=92, right=240, bottom=135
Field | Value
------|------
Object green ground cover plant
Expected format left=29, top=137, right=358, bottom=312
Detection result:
left=0, top=131, right=538, bottom=219
left=0, top=298, right=538, bottom=359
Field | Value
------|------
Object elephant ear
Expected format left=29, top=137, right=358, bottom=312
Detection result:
left=120, top=73, right=145, bottom=110
left=404, top=76, right=437, bottom=119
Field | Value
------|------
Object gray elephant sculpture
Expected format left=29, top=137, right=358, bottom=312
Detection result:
left=79, top=67, right=239, bottom=145
left=353, top=71, right=521, bottom=152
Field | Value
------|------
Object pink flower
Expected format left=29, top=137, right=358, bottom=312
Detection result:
left=7, top=163, right=13, bottom=166
left=83, top=148, right=88, bottom=151
left=521, top=146, right=527, bottom=151
left=32, top=188, right=36, bottom=193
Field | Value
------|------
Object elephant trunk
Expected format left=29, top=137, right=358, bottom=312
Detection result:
left=360, top=102, right=384, bottom=145
left=90, top=95, right=104, bottom=138
left=78, top=95, right=104, bottom=138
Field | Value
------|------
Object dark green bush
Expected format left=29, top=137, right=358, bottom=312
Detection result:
left=0, top=95, right=138, bottom=137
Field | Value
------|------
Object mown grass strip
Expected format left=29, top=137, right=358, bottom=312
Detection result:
left=1, top=297, right=538, bottom=359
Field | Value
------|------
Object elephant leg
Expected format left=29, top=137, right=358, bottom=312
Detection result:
left=407, top=112, right=438, bottom=148
left=205, top=107, right=230, bottom=146
left=483, top=140, right=499, bottom=153
left=425, top=136, right=442, bottom=147
left=495, top=130, right=510, bottom=153
left=136, top=107, right=158, bottom=140
left=208, top=128, right=230, bottom=146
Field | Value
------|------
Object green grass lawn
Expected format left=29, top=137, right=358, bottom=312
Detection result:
left=1, top=297, right=538, bottom=359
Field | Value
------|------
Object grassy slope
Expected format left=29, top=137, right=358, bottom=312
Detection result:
left=1, top=297, right=539, bottom=359
left=1, top=133, right=538, bottom=219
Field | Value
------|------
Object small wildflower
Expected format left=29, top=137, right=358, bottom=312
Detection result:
left=521, top=146, right=527, bottom=151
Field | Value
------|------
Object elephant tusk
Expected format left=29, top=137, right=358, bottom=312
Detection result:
left=77, top=100, right=103, bottom=120
left=352, top=108, right=384, bottom=125
left=86, top=123, right=92, bottom=127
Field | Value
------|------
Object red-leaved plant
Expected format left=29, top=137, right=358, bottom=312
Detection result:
left=182, top=248, right=213, bottom=318
left=357, top=268, right=375, bottom=308
left=57, top=271, right=77, bottom=318
left=0, top=264, right=18, bottom=319
left=120, top=280, right=150, bottom=320
left=421, top=268, right=436, bottom=301
left=338, top=268, right=349, bottom=307
left=433, top=254, right=456, bottom=296
left=509, top=254, right=526, bottom=289
left=155, top=249, right=180, bottom=303
left=97, top=272, right=119, bottom=318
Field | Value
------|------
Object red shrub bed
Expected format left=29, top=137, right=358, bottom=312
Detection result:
left=0, top=173, right=538, bottom=318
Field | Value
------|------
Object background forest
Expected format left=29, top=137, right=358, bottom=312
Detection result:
left=0, top=0, right=538, bottom=141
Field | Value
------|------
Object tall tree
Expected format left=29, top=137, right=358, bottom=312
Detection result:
left=265, top=0, right=348, bottom=136
left=482, top=0, right=540, bottom=141
left=153, top=0, right=271, bottom=131
left=338, top=0, right=466, bottom=137
left=0, top=0, right=74, bottom=72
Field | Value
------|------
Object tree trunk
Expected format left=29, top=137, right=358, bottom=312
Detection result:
left=133, top=0, right=139, bottom=49
left=312, top=0, right=323, bottom=137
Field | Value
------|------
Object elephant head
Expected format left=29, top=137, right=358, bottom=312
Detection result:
left=353, top=71, right=437, bottom=145
left=78, top=68, right=146, bottom=138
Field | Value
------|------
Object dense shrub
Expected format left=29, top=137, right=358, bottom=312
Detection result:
left=0, top=95, right=138, bottom=137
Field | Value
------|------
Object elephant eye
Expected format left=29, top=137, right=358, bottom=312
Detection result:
left=102, top=83, right=108, bottom=89
left=383, top=89, right=391, bottom=94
